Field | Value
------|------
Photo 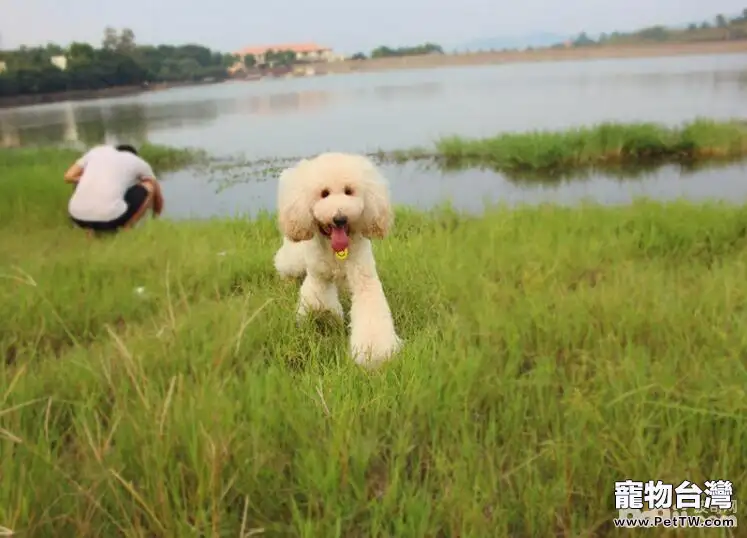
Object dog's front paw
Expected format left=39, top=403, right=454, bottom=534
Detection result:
left=351, top=332, right=402, bottom=368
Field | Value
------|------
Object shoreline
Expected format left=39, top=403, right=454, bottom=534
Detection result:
left=0, top=79, right=223, bottom=110
left=3, top=118, right=746, bottom=175
left=0, top=40, right=746, bottom=110
left=312, top=40, right=747, bottom=75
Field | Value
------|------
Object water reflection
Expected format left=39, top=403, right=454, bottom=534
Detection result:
left=372, top=82, right=443, bottom=100
left=586, top=69, right=745, bottom=88
left=0, top=99, right=219, bottom=148
left=433, top=157, right=747, bottom=185
left=244, top=90, right=334, bottom=116
left=158, top=158, right=747, bottom=221
left=0, top=88, right=342, bottom=147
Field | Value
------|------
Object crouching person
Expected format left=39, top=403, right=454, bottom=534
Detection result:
left=65, top=144, right=164, bottom=236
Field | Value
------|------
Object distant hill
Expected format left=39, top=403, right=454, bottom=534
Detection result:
left=454, top=10, right=747, bottom=53
left=457, top=32, right=569, bottom=52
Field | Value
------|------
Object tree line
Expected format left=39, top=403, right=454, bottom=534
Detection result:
left=348, top=43, right=444, bottom=61
left=239, top=42, right=444, bottom=69
left=569, top=9, right=747, bottom=48
left=241, top=49, right=298, bottom=70
left=0, top=27, right=237, bottom=98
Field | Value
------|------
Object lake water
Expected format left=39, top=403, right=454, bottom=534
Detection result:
left=2, top=52, right=747, bottom=219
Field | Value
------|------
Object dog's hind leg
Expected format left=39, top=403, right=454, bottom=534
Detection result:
left=274, top=237, right=307, bottom=279
left=297, top=272, right=344, bottom=321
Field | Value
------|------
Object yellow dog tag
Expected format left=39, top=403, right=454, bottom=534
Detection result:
left=335, top=248, right=349, bottom=260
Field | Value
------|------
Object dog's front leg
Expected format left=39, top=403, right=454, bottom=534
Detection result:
left=346, top=251, right=401, bottom=367
left=298, top=271, right=344, bottom=321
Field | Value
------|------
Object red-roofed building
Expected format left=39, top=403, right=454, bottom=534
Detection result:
left=235, top=43, right=336, bottom=64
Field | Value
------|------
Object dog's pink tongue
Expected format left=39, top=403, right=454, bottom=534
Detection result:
left=330, top=227, right=349, bottom=252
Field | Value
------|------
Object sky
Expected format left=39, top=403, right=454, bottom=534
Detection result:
left=1, top=0, right=745, bottom=55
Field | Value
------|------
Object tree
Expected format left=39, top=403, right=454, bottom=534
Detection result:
left=0, top=33, right=235, bottom=98
left=370, top=43, right=443, bottom=58
left=350, top=52, right=367, bottom=60
left=176, top=57, right=201, bottom=79
left=573, top=32, right=596, bottom=47
left=45, top=43, right=65, bottom=56
left=715, top=14, right=728, bottom=28
left=102, top=27, right=119, bottom=50
left=263, top=49, right=296, bottom=67
left=221, top=53, right=238, bottom=68
left=262, top=49, right=275, bottom=66
left=370, top=46, right=395, bottom=58
left=118, top=28, right=136, bottom=53
left=243, top=54, right=257, bottom=68
left=68, top=42, right=95, bottom=63
left=275, top=50, right=296, bottom=67
left=637, top=26, right=669, bottom=41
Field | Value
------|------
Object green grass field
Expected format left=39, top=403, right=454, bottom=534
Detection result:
left=1, top=137, right=746, bottom=537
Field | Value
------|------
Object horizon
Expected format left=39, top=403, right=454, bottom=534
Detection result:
left=1, top=1, right=745, bottom=55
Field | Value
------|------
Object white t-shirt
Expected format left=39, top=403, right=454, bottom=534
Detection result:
left=68, top=145, right=156, bottom=222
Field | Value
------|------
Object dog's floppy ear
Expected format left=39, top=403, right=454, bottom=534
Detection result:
left=277, top=160, right=315, bottom=242
left=360, top=159, right=394, bottom=240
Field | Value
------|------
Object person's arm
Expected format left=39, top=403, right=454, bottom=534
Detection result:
left=64, top=163, right=84, bottom=183
left=64, top=149, right=93, bottom=183
left=135, top=158, right=156, bottom=183
left=145, top=178, right=165, bottom=216
left=136, top=160, right=164, bottom=216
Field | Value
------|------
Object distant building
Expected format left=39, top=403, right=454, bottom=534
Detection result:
left=50, top=55, right=68, bottom=70
left=235, top=43, right=337, bottom=65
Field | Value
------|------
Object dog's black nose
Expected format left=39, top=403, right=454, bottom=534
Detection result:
left=332, top=215, right=348, bottom=227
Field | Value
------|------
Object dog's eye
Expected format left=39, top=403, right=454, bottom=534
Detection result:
left=344, top=186, right=354, bottom=196
left=321, top=189, right=330, bottom=198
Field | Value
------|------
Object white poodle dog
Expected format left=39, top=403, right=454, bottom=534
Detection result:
left=273, top=152, right=402, bottom=366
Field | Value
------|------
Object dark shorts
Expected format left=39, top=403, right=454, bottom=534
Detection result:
left=70, top=184, right=150, bottom=232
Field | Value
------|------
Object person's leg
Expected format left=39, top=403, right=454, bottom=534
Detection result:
left=71, top=183, right=155, bottom=235
left=119, top=183, right=154, bottom=230
left=123, top=182, right=155, bottom=229
left=70, top=216, right=97, bottom=239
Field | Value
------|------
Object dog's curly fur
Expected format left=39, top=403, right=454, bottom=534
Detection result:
left=273, top=152, right=402, bottom=366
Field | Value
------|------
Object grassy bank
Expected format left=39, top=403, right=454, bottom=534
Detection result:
left=196, top=119, right=747, bottom=190
left=383, top=119, right=747, bottom=177
left=2, top=146, right=747, bottom=537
